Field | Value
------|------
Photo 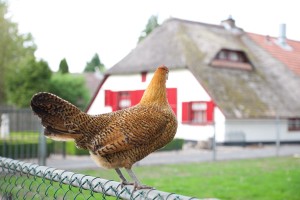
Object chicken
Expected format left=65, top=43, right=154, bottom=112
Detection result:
left=31, top=65, right=178, bottom=190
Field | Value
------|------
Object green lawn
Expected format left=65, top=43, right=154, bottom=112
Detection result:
left=77, top=156, right=300, bottom=200
left=2, top=131, right=39, bottom=142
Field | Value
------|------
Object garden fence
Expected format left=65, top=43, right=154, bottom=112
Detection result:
left=0, top=157, right=201, bottom=200
left=0, top=107, right=41, bottom=162
left=0, top=107, right=66, bottom=161
left=0, top=106, right=39, bottom=133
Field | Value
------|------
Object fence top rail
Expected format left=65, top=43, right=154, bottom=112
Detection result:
left=0, top=156, right=213, bottom=200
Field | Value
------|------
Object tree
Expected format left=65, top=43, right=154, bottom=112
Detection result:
left=0, top=1, right=36, bottom=104
left=138, top=15, right=159, bottom=43
left=6, top=58, right=52, bottom=107
left=59, top=58, right=69, bottom=74
left=84, top=53, right=105, bottom=73
left=49, top=73, right=90, bottom=110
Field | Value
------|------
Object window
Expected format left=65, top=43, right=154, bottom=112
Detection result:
left=182, top=101, right=214, bottom=125
left=228, top=51, right=239, bottom=61
left=210, top=49, right=253, bottom=70
left=104, top=88, right=177, bottom=114
left=105, top=90, right=141, bottom=111
left=215, top=49, right=248, bottom=62
left=288, top=118, right=300, bottom=131
left=218, top=51, right=227, bottom=60
left=118, top=91, right=131, bottom=110
left=141, top=72, right=147, bottom=82
left=191, top=102, right=207, bottom=123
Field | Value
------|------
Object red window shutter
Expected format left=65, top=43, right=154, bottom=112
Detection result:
left=111, top=91, right=119, bottom=111
left=167, top=88, right=177, bottom=115
left=130, top=90, right=144, bottom=106
left=105, top=90, right=119, bottom=111
left=206, top=101, right=214, bottom=123
left=182, top=102, right=190, bottom=123
left=104, top=90, right=112, bottom=106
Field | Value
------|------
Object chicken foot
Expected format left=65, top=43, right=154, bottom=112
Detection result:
left=115, top=168, right=153, bottom=191
left=115, top=168, right=133, bottom=186
left=125, top=168, right=153, bottom=191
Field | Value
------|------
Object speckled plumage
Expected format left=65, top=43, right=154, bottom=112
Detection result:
left=31, top=65, right=177, bottom=189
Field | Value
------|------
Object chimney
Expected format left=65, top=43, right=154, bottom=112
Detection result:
left=221, top=15, right=236, bottom=30
left=276, top=23, right=292, bottom=50
left=278, top=24, right=286, bottom=45
left=221, top=15, right=243, bottom=35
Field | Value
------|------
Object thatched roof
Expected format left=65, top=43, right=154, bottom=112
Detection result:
left=106, top=18, right=300, bottom=119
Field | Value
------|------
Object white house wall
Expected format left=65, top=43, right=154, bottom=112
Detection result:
left=215, top=108, right=226, bottom=142
left=171, top=69, right=225, bottom=142
left=87, top=68, right=226, bottom=142
left=225, top=119, right=300, bottom=143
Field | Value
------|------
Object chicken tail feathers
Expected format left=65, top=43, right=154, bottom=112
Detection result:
left=31, top=92, right=86, bottom=141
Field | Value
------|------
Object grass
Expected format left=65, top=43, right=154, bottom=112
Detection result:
left=0, top=132, right=54, bottom=159
left=1, top=156, right=299, bottom=199
left=76, top=156, right=300, bottom=200
left=1, top=131, right=39, bottom=142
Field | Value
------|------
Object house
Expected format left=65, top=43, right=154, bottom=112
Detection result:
left=87, top=17, right=300, bottom=144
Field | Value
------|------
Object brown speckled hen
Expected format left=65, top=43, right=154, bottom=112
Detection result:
left=31, top=65, right=177, bottom=190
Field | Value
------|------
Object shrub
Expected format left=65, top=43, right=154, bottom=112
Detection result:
left=0, top=141, right=53, bottom=159
left=65, top=141, right=89, bottom=155
left=159, top=138, right=184, bottom=151
left=49, top=73, right=90, bottom=110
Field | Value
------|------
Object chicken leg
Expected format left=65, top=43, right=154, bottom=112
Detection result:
left=115, top=168, right=153, bottom=191
left=125, top=168, right=153, bottom=190
left=115, top=168, right=133, bottom=186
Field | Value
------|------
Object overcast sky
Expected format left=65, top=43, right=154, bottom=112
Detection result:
left=8, top=0, right=300, bottom=73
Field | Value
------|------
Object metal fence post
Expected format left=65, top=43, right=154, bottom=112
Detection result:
left=212, top=122, right=216, bottom=161
left=38, top=127, right=46, bottom=166
left=62, top=141, right=66, bottom=159
left=275, top=114, right=280, bottom=157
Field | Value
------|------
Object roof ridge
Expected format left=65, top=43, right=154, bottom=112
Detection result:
left=164, top=17, right=225, bottom=29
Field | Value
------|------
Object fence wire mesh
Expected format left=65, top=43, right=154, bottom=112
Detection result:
left=0, top=157, right=199, bottom=200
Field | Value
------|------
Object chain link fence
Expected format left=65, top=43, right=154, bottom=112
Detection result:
left=0, top=157, right=201, bottom=200
left=0, top=108, right=205, bottom=199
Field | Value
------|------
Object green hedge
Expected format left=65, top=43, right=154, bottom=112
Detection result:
left=65, top=141, right=89, bottom=155
left=0, top=141, right=53, bottom=159
left=159, top=138, right=184, bottom=151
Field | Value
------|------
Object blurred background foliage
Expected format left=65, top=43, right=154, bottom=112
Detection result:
left=1, top=0, right=158, bottom=109
left=0, top=1, right=96, bottom=110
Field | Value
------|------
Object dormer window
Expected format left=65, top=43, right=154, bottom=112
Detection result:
left=228, top=51, right=239, bottom=61
left=211, top=49, right=253, bottom=70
